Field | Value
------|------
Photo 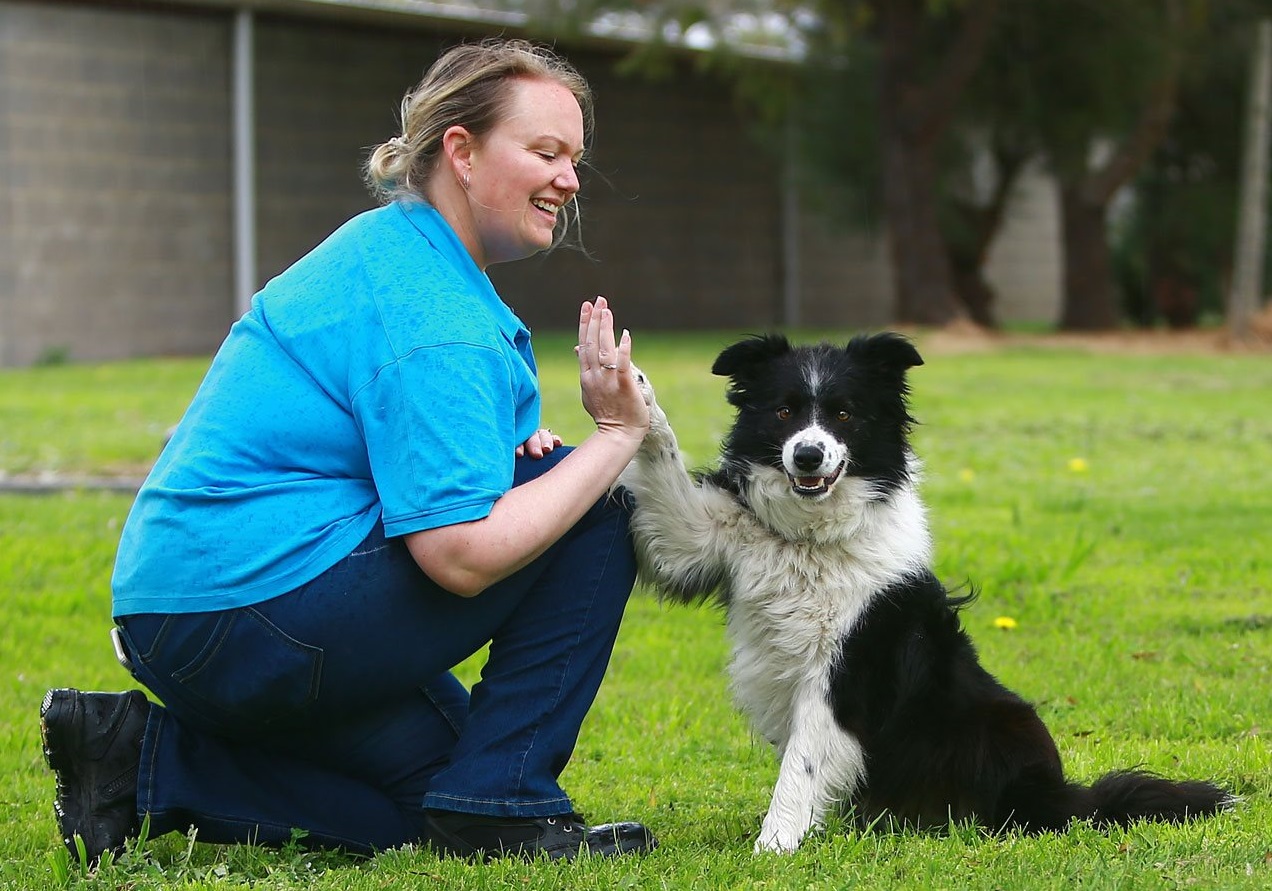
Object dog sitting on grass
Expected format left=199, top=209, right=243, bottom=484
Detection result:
left=620, top=333, right=1231, bottom=853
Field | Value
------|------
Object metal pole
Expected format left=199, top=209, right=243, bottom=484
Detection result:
left=1227, top=19, right=1272, bottom=340
left=232, top=8, right=256, bottom=320
left=781, top=111, right=802, bottom=329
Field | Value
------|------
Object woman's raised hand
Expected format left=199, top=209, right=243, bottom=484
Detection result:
left=576, top=296, right=649, bottom=442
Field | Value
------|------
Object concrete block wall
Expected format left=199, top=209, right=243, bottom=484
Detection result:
left=794, top=207, right=895, bottom=330
left=984, top=160, right=1063, bottom=325
left=0, top=0, right=234, bottom=366
left=252, top=19, right=448, bottom=285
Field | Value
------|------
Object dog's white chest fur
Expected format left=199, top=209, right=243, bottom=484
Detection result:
left=720, top=475, right=930, bottom=752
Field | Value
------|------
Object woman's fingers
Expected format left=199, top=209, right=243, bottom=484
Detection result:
left=573, top=299, right=648, bottom=438
left=576, top=300, right=592, bottom=369
left=595, top=299, right=617, bottom=369
left=577, top=296, right=622, bottom=374
left=516, top=428, right=562, bottom=459
left=615, top=327, right=632, bottom=373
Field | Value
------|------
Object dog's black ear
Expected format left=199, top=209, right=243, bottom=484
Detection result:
left=712, top=333, right=791, bottom=378
left=846, top=332, right=924, bottom=374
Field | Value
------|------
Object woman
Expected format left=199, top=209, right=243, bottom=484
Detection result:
left=40, top=39, right=655, bottom=863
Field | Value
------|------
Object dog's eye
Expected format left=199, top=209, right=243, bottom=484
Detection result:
left=837, top=410, right=851, bottom=422
left=776, top=407, right=791, bottom=421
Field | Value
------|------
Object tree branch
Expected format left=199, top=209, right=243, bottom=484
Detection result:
left=922, top=0, right=1002, bottom=141
left=1083, top=2, right=1185, bottom=204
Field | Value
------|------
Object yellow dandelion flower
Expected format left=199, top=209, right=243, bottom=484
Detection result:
left=1067, top=457, right=1089, bottom=473
left=993, top=616, right=1019, bottom=630
left=958, top=467, right=976, bottom=483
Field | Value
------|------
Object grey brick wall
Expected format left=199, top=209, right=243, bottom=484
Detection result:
left=0, top=0, right=234, bottom=366
left=252, top=18, right=447, bottom=285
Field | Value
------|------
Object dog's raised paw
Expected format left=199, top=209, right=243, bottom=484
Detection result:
left=628, top=363, right=655, bottom=406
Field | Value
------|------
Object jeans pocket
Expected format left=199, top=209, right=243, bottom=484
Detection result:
left=167, top=608, right=324, bottom=731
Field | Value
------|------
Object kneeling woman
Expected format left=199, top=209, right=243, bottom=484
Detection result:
left=41, top=38, right=654, bottom=864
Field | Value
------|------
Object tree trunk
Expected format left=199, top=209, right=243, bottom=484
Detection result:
left=882, top=136, right=963, bottom=324
left=951, top=262, right=998, bottom=327
left=874, top=0, right=1000, bottom=326
left=1053, top=4, right=1184, bottom=331
left=1227, top=18, right=1272, bottom=340
left=944, top=144, right=1032, bottom=327
left=1058, top=184, right=1120, bottom=330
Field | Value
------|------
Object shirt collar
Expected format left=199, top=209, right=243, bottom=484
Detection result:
left=395, top=199, right=530, bottom=345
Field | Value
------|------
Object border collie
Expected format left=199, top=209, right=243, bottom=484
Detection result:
left=621, top=332, right=1230, bottom=853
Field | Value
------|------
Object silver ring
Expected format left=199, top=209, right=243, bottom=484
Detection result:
left=601, top=363, right=618, bottom=370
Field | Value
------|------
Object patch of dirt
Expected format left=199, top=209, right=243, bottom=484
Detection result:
left=903, top=307, right=1272, bottom=356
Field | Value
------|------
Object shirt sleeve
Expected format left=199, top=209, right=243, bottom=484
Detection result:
left=353, top=341, right=519, bottom=537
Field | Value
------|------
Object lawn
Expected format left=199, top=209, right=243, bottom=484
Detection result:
left=0, top=330, right=1268, bottom=890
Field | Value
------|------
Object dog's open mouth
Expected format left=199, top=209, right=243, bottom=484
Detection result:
left=788, top=462, right=845, bottom=497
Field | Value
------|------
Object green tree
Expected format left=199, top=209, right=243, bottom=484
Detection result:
left=1115, top=2, right=1272, bottom=330
left=999, top=0, right=1191, bottom=330
left=863, top=0, right=1002, bottom=325
left=789, top=6, right=1023, bottom=327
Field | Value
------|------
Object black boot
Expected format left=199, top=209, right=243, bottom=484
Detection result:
left=40, top=688, right=150, bottom=865
left=423, top=809, right=657, bottom=861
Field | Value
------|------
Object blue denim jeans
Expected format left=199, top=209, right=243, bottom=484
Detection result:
left=115, top=448, right=638, bottom=854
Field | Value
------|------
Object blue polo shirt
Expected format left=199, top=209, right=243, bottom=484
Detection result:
left=112, top=201, right=541, bottom=616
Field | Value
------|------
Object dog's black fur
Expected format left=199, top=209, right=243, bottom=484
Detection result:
left=828, top=568, right=1226, bottom=832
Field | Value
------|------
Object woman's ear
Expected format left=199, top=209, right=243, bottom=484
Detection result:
left=442, top=125, right=474, bottom=182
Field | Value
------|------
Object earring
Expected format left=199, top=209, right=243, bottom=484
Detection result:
left=462, top=170, right=471, bottom=190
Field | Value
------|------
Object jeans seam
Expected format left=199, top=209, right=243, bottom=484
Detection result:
left=139, top=707, right=161, bottom=820
left=133, top=614, right=174, bottom=664
left=171, top=614, right=232, bottom=684
left=350, top=544, right=389, bottom=558
left=420, top=684, right=464, bottom=739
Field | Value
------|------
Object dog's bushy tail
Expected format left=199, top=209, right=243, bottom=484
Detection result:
left=1086, top=770, right=1232, bottom=826
left=1006, top=769, right=1231, bottom=832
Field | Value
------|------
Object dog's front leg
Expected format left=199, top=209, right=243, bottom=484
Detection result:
left=620, top=365, right=733, bottom=599
left=755, top=688, right=866, bottom=854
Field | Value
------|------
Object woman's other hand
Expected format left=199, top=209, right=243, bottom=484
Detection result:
left=516, top=428, right=563, bottom=458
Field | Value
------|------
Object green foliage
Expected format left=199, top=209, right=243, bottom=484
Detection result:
left=1113, top=2, right=1269, bottom=327
left=990, top=0, right=1180, bottom=178
left=1, top=335, right=1269, bottom=889
left=787, top=39, right=887, bottom=233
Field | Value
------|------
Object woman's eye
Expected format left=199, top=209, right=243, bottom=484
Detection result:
left=776, top=407, right=791, bottom=421
left=537, top=151, right=557, bottom=161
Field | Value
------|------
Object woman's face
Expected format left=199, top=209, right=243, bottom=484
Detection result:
left=465, top=77, right=585, bottom=268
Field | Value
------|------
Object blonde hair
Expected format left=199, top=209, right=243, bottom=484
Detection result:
left=364, top=39, right=594, bottom=248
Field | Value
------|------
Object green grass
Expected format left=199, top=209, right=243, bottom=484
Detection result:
left=1, top=331, right=1269, bottom=889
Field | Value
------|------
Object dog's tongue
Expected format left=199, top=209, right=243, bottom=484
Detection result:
left=795, top=476, right=823, bottom=488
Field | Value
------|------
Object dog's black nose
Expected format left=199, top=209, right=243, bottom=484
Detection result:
left=793, top=443, right=823, bottom=472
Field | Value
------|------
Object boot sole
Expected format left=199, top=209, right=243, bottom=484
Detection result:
left=40, top=688, right=78, bottom=775
left=40, top=689, right=93, bottom=859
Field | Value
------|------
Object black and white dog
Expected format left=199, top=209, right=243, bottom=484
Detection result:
left=622, top=332, right=1229, bottom=853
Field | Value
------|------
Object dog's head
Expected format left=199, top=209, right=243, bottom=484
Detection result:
left=712, top=332, right=923, bottom=503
